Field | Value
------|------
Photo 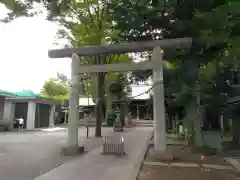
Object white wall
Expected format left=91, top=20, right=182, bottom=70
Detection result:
left=49, top=104, right=55, bottom=127
left=0, top=97, right=5, bottom=120
left=3, top=99, right=15, bottom=122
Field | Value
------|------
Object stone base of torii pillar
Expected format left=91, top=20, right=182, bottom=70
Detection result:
left=61, top=146, right=84, bottom=156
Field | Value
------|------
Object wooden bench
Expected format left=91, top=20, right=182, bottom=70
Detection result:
left=102, top=136, right=125, bottom=156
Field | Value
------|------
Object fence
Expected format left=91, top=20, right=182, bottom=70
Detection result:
left=102, top=136, right=125, bottom=156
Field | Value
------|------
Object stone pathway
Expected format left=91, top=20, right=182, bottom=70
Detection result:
left=225, top=158, right=240, bottom=172
left=34, top=127, right=153, bottom=180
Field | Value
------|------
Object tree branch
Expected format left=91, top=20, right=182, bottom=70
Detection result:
left=84, top=0, right=98, bottom=30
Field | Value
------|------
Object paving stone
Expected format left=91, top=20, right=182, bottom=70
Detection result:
left=34, top=127, right=153, bottom=180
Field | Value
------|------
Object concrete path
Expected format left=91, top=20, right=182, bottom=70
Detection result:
left=35, top=127, right=153, bottom=180
left=0, top=127, right=113, bottom=180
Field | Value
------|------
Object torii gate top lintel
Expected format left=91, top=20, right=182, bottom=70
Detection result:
left=48, top=37, right=192, bottom=58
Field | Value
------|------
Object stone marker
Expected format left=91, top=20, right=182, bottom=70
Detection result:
left=125, top=112, right=132, bottom=128
left=114, top=114, right=124, bottom=132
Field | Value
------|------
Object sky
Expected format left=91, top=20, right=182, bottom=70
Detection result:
left=0, top=4, right=151, bottom=98
left=0, top=5, right=71, bottom=93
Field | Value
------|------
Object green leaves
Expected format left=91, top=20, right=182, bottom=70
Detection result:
left=41, top=78, right=68, bottom=96
left=56, top=0, right=118, bottom=48
left=53, top=0, right=133, bottom=102
left=40, top=74, right=69, bottom=103
left=0, top=0, right=30, bottom=22
left=195, top=2, right=240, bottom=56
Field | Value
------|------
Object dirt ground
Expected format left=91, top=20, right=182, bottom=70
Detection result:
left=140, top=141, right=240, bottom=180
left=137, top=165, right=240, bottom=180
left=146, top=145, right=229, bottom=165
left=140, top=135, right=240, bottom=180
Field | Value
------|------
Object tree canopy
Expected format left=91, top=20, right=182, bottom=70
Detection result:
left=40, top=73, right=69, bottom=102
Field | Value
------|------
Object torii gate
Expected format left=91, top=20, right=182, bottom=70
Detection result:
left=48, top=38, right=192, bottom=155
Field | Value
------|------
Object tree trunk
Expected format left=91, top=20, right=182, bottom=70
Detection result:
left=183, top=56, right=203, bottom=147
left=232, top=118, right=240, bottom=148
left=186, top=100, right=203, bottom=147
left=194, top=110, right=203, bottom=147
left=105, top=92, right=112, bottom=121
left=95, top=72, right=105, bottom=137
left=166, top=113, right=171, bottom=130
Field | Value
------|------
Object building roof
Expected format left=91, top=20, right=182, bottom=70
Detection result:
left=0, top=90, right=16, bottom=97
left=0, top=90, right=42, bottom=98
left=0, top=90, right=54, bottom=104
left=13, top=92, right=42, bottom=98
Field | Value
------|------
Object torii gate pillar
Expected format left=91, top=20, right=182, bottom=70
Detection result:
left=152, top=47, right=166, bottom=152
left=61, top=54, right=84, bottom=155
